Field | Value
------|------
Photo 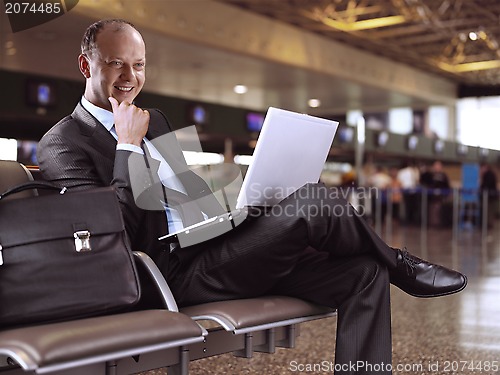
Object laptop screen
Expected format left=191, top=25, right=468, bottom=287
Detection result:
left=236, top=107, right=338, bottom=208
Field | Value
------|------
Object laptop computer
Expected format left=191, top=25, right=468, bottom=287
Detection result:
left=159, top=107, right=338, bottom=247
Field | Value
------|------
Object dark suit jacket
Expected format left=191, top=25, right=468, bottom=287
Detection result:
left=37, top=102, right=223, bottom=275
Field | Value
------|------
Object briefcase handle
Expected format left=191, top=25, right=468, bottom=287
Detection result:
left=0, top=181, right=67, bottom=201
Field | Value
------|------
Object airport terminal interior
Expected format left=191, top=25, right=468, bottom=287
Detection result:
left=1, top=0, right=500, bottom=374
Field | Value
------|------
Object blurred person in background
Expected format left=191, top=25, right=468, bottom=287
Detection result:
left=368, top=165, right=392, bottom=224
left=421, top=161, right=451, bottom=227
left=389, top=167, right=402, bottom=221
left=397, top=161, right=420, bottom=225
left=480, top=164, right=498, bottom=228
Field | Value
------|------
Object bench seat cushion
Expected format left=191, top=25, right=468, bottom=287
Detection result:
left=181, top=296, right=334, bottom=331
left=0, top=310, right=204, bottom=371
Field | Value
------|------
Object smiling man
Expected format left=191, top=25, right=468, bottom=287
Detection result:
left=79, top=20, right=149, bottom=148
left=37, top=19, right=467, bottom=375
left=80, top=21, right=145, bottom=108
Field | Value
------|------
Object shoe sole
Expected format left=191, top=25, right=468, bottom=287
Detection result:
left=393, top=275, right=468, bottom=298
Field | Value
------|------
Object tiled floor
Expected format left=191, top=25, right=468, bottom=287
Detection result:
left=144, top=219, right=500, bottom=374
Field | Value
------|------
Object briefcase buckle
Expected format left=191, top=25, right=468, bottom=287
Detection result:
left=74, top=230, right=91, bottom=252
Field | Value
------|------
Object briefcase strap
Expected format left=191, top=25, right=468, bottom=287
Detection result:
left=0, top=181, right=67, bottom=201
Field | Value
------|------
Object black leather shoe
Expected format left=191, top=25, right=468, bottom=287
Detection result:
left=390, top=248, right=467, bottom=298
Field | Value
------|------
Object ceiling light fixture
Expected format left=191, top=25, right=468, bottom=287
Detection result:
left=469, top=32, right=478, bottom=41
left=308, top=99, right=321, bottom=108
left=233, top=85, right=248, bottom=94
left=437, top=59, right=500, bottom=73
left=321, top=15, right=406, bottom=31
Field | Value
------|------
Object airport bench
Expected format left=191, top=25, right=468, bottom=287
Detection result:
left=0, top=160, right=336, bottom=374
left=0, top=310, right=206, bottom=375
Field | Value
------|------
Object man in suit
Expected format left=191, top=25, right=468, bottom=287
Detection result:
left=38, top=19, right=467, bottom=374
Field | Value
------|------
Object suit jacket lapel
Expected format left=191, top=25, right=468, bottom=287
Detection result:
left=147, top=118, right=225, bottom=216
left=72, top=102, right=117, bottom=163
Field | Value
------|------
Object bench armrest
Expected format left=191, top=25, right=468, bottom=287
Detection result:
left=132, top=251, right=179, bottom=312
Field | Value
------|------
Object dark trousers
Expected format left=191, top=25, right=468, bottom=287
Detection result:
left=168, top=184, right=397, bottom=374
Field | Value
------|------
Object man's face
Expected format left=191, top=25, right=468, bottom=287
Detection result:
left=80, top=24, right=146, bottom=111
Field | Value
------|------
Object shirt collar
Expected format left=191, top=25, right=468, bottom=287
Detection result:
left=80, top=96, right=114, bottom=132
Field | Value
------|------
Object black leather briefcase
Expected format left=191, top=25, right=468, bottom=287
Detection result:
left=0, top=182, right=141, bottom=328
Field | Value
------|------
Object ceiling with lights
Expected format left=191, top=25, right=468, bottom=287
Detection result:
left=217, top=0, right=500, bottom=86
left=1, top=0, right=499, bottom=116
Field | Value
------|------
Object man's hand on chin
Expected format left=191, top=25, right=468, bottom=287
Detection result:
left=109, top=96, right=149, bottom=146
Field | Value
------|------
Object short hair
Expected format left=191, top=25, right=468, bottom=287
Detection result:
left=81, top=19, right=138, bottom=56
